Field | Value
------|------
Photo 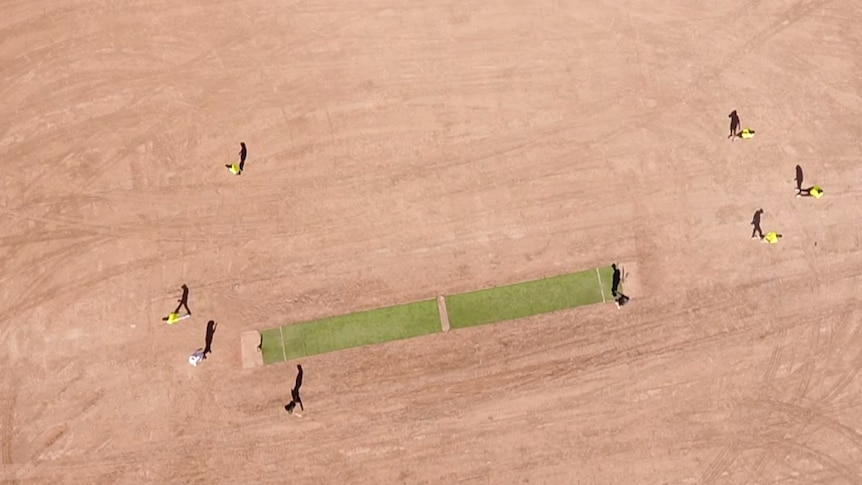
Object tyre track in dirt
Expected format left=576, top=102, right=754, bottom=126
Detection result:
left=28, top=388, right=106, bottom=463
left=495, top=278, right=800, bottom=389
left=695, top=0, right=844, bottom=467
left=5, top=109, right=281, bottom=248
left=692, top=0, right=837, bottom=94
left=2, top=7, right=257, bottom=202
left=0, top=205, right=121, bottom=244
left=762, top=327, right=787, bottom=384
left=13, top=413, right=321, bottom=482
left=0, top=234, right=110, bottom=309
left=2, top=5, right=656, bottom=258
left=425, top=97, right=664, bottom=177
left=790, top=319, right=821, bottom=405
left=0, top=234, right=111, bottom=350
left=418, top=1, right=809, bottom=192
left=1, top=201, right=229, bottom=245
left=777, top=437, right=860, bottom=483
left=1, top=376, right=18, bottom=467
left=0, top=239, right=211, bottom=326
left=745, top=0, right=835, bottom=50
left=0, top=225, right=92, bottom=248
left=560, top=305, right=851, bottom=409
left=726, top=0, right=767, bottom=18
left=0, top=2, right=88, bottom=48
left=751, top=291, right=862, bottom=481
left=703, top=307, right=853, bottom=480
left=468, top=313, right=754, bottom=408
left=6, top=127, right=133, bottom=208
left=752, top=398, right=862, bottom=455
left=124, top=148, right=146, bottom=194
left=8, top=106, right=185, bottom=205
left=816, top=312, right=862, bottom=404
left=74, top=94, right=216, bottom=191
left=748, top=450, right=774, bottom=484
left=700, top=446, right=736, bottom=484
left=819, top=343, right=862, bottom=404
left=1, top=41, right=134, bottom=127
left=38, top=289, right=808, bottom=484
left=12, top=74, right=137, bottom=123
left=269, top=5, right=394, bottom=59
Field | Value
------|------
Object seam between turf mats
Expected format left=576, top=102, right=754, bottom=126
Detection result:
left=279, top=325, right=287, bottom=362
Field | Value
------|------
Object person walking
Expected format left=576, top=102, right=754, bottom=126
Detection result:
left=162, top=284, right=192, bottom=324
left=284, top=364, right=304, bottom=414
left=750, top=208, right=764, bottom=239
left=174, top=284, right=192, bottom=316
left=226, top=142, right=247, bottom=175
left=610, top=263, right=630, bottom=308
left=610, top=263, right=622, bottom=298
left=728, top=110, right=740, bottom=139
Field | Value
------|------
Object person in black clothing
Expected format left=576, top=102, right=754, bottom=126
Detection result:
left=225, top=142, right=248, bottom=175
left=615, top=294, right=630, bottom=308
left=750, top=208, right=764, bottom=239
left=285, top=364, right=304, bottom=414
left=610, top=263, right=622, bottom=298
left=238, top=142, right=247, bottom=172
left=610, top=263, right=630, bottom=308
left=203, top=320, right=217, bottom=358
left=728, top=110, right=740, bottom=139
left=173, top=284, right=191, bottom=316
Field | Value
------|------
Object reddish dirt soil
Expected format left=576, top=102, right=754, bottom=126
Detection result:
left=3, top=1, right=862, bottom=483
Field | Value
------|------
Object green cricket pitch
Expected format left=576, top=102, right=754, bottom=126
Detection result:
left=445, top=266, right=614, bottom=329
left=260, top=299, right=441, bottom=364
left=258, top=265, right=615, bottom=364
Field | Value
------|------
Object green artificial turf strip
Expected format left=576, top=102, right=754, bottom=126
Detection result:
left=279, top=299, right=441, bottom=360
left=446, top=268, right=607, bottom=329
left=259, top=327, right=286, bottom=365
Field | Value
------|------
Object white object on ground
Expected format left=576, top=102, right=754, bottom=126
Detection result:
left=189, top=348, right=205, bottom=366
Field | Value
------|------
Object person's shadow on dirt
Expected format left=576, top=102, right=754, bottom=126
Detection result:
left=174, top=284, right=191, bottom=315
left=285, top=364, right=304, bottom=413
left=728, top=110, right=740, bottom=138
left=611, top=263, right=622, bottom=297
left=203, top=320, right=217, bottom=358
left=751, top=208, right=764, bottom=239
left=795, top=164, right=804, bottom=193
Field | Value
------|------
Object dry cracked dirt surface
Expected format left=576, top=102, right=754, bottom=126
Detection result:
left=2, top=0, right=862, bottom=483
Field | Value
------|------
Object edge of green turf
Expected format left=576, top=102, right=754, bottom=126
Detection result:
left=271, top=299, right=441, bottom=361
left=260, top=327, right=285, bottom=365
left=446, top=267, right=612, bottom=329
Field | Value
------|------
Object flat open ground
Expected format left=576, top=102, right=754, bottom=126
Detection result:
left=2, top=0, right=862, bottom=483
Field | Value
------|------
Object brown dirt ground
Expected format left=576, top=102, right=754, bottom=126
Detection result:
left=3, top=1, right=862, bottom=483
